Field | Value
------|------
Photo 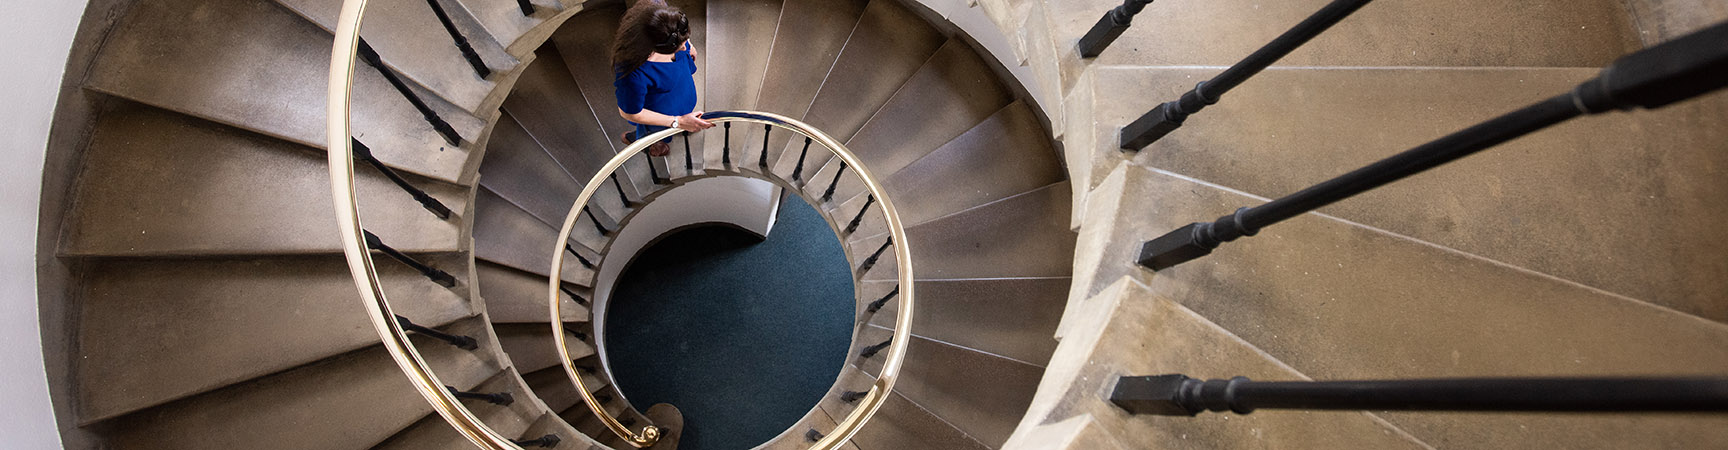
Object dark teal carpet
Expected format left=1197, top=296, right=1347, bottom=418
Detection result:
left=604, top=193, right=854, bottom=450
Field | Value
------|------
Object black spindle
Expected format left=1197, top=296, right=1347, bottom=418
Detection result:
left=859, top=338, right=892, bottom=358
left=759, top=124, right=771, bottom=167
left=447, top=386, right=514, bottom=405
left=610, top=173, right=636, bottom=207
left=866, top=286, right=899, bottom=313
left=821, top=161, right=848, bottom=203
left=352, top=139, right=452, bottom=220
left=565, top=244, right=595, bottom=269
left=858, top=237, right=891, bottom=273
left=363, top=230, right=457, bottom=287
left=844, top=195, right=875, bottom=234
left=422, top=0, right=491, bottom=78
left=682, top=132, right=694, bottom=174
left=583, top=206, right=610, bottom=235
left=514, top=0, right=535, bottom=16
left=1077, top=0, right=1154, bottom=58
left=596, top=393, right=614, bottom=404
left=644, top=152, right=666, bottom=185
left=1112, top=374, right=1728, bottom=416
left=791, top=137, right=812, bottom=182
left=722, top=122, right=732, bottom=166
left=1137, top=21, right=1728, bottom=271
left=1120, top=0, right=1372, bottom=150
left=395, top=315, right=478, bottom=349
left=806, top=429, right=824, bottom=442
left=560, top=286, right=591, bottom=306
left=840, top=390, right=868, bottom=403
left=511, top=435, right=561, bottom=448
left=356, top=39, right=462, bottom=146
left=620, top=417, right=637, bottom=427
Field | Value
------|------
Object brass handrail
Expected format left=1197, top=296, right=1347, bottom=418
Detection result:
left=327, top=0, right=520, bottom=448
left=548, top=111, right=915, bottom=449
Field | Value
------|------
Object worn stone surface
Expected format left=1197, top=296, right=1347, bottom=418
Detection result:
left=856, top=325, right=1045, bottom=447
left=864, top=277, right=1068, bottom=366
left=476, top=261, right=590, bottom=323
left=494, top=323, right=596, bottom=374
left=860, top=182, right=1075, bottom=281
left=483, top=112, right=630, bottom=226
left=1624, top=0, right=1728, bottom=45
left=741, top=0, right=870, bottom=171
left=698, top=0, right=781, bottom=164
left=271, top=0, right=514, bottom=112
left=474, top=187, right=597, bottom=285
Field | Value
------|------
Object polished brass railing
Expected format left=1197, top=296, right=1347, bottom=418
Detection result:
left=327, top=0, right=520, bottom=448
left=548, top=111, right=916, bottom=449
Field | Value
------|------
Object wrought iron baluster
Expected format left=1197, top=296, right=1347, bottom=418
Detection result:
left=759, top=124, right=771, bottom=167
left=514, top=0, right=535, bottom=16
left=511, top=435, right=561, bottom=448
left=867, top=285, right=899, bottom=313
left=840, top=391, right=868, bottom=403
left=363, top=230, right=456, bottom=287
left=560, top=285, right=591, bottom=306
left=1078, top=0, right=1154, bottom=58
left=722, top=122, right=732, bottom=166
left=858, top=237, right=891, bottom=273
left=422, top=0, right=490, bottom=78
left=583, top=206, right=610, bottom=235
left=859, top=338, right=892, bottom=358
left=610, top=173, right=635, bottom=207
left=791, top=137, right=812, bottom=182
left=1111, top=374, right=1728, bottom=416
left=644, top=152, right=666, bottom=185
left=845, top=195, right=875, bottom=234
left=565, top=243, right=595, bottom=269
left=356, top=39, right=462, bottom=146
left=805, top=429, right=824, bottom=442
left=446, top=386, right=514, bottom=405
left=395, top=315, right=478, bottom=349
left=821, top=161, right=848, bottom=203
left=682, top=132, right=693, bottom=174
left=351, top=139, right=452, bottom=219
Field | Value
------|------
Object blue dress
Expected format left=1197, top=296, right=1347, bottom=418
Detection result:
left=614, top=47, right=698, bottom=142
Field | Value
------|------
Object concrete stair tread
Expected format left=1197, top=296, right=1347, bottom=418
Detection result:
left=376, top=368, right=545, bottom=450
left=548, top=6, right=683, bottom=193
left=851, top=388, right=991, bottom=450
left=757, top=406, right=860, bottom=450
left=858, top=181, right=1075, bottom=281
left=802, top=38, right=1013, bottom=205
left=474, top=187, right=597, bottom=286
left=1093, top=66, right=1728, bottom=322
left=1008, top=277, right=1434, bottom=449
left=269, top=0, right=516, bottom=113
left=852, top=324, right=1043, bottom=447
left=768, top=0, right=944, bottom=179
left=74, top=255, right=473, bottom=423
left=101, top=316, right=499, bottom=449
left=698, top=0, right=782, bottom=167
left=61, top=105, right=464, bottom=256
left=478, top=261, right=590, bottom=323
left=495, top=323, right=597, bottom=374
left=1055, top=0, right=1639, bottom=68
left=87, top=0, right=482, bottom=184
left=735, top=0, right=869, bottom=174
left=503, top=45, right=646, bottom=201
left=860, top=277, right=1067, bottom=367
left=482, top=112, right=630, bottom=231
left=451, top=0, right=575, bottom=58
left=524, top=410, right=609, bottom=450
left=1066, top=162, right=1728, bottom=447
left=837, top=101, right=1064, bottom=240
left=522, top=365, right=608, bottom=414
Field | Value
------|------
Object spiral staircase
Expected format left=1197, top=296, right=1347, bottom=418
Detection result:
left=33, top=0, right=1728, bottom=447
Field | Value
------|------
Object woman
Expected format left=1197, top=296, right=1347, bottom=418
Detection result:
left=613, top=1, right=713, bottom=157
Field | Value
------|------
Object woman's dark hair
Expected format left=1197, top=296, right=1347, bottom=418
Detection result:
left=612, top=1, right=689, bottom=77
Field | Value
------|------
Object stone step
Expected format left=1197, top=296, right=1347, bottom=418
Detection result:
left=1001, top=414, right=1128, bottom=450
left=801, top=38, right=1014, bottom=206
left=269, top=0, right=517, bottom=113
left=450, top=0, right=579, bottom=59
left=853, top=325, right=1043, bottom=447
left=60, top=105, right=465, bottom=256
left=504, top=44, right=653, bottom=202
left=474, top=187, right=598, bottom=286
left=477, top=261, right=591, bottom=323
left=858, top=182, right=1074, bottom=281
left=482, top=111, right=630, bottom=231
left=494, top=323, right=597, bottom=374
left=74, top=254, right=473, bottom=423
left=836, top=101, right=1064, bottom=240
left=375, top=368, right=544, bottom=450
left=86, top=0, right=483, bottom=185
left=861, top=277, right=1067, bottom=367
left=1066, top=162, right=1728, bottom=447
left=1059, top=0, right=1639, bottom=68
left=765, top=0, right=944, bottom=180
left=522, top=365, right=608, bottom=414
left=548, top=5, right=694, bottom=187
left=1008, top=277, right=1433, bottom=449
left=565, top=391, right=635, bottom=437
left=733, top=0, right=869, bottom=176
left=1091, top=66, right=1728, bottom=323
left=697, top=0, right=781, bottom=169
left=523, top=410, right=609, bottom=450
left=757, top=406, right=861, bottom=450
left=824, top=364, right=991, bottom=450
left=101, top=316, right=500, bottom=449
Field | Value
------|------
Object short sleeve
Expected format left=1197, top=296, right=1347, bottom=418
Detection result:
left=680, top=47, right=697, bottom=73
left=614, top=70, right=648, bottom=115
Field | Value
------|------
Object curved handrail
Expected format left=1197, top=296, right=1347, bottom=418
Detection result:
left=327, top=0, right=521, bottom=449
left=548, top=111, right=915, bottom=449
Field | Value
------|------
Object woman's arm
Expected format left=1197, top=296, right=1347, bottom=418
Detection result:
left=619, top=107, right=713, bottom=133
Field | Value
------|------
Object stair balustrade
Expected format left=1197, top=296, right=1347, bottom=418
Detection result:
left=844, top=195, right=875, bottom=234
left=514, top=0, right=534, bottom=16
left=362, top=230, right=457, bottom=287
left=395, top=315, right=479, bottom=350
left=356, top=38, right=463, bottom=146
left=1077, top=0, right=1154, bottom=58
left=421, top=0, right=491, bottom=78
left=805, top=429, right=825, bottom=442
left=759, top=123, right=772, bottom=168
left=859, top=338, right=892, bottom=358
left=510, top=435, right=561, bottom=448
left=559, top=286, right=590, bottom=306
left=791, top=137, right=812, bottom=182
left=447, top=386, right=515, bottom=406
left=821, top=161, right=848, bottom=203
left=1137, top=20, right=1728, bottom=271
left=1111, top=374, right=1728, bottom=415
left=683, top=132, right=694, bottom=174
left=858, top=237, right=891, bottom=273
left=840, top=390, right=868, bottom=403
left=351, top=138, right=454, bottom=219
left=1116, top=0, right=1373, bottom=150
left=564, top=243, right=595, bottom=269
left=582, top=205, right=610, bottom=235
left=866, top=285, right=898, bottom=313
left=644, top=152, right=667, bottom=185
left=610, top=173, right=636, bottom=207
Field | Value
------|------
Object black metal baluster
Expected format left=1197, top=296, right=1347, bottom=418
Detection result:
left=805, top=429, right=824, bottom=442
left=858, top=237, right=891, bottom=273
left=644, top=152, right=666, bottom=185
left=422, top=0, right=491, bottom=78
left=840, top=391, right=868, bottom=403
left=356, top=39, right=462, bottom=146
left=447, top=386, right=514, bottom=405
left=821, top=161, right=848, bottom=203
left=583, top=206, right=610, bottom=235
left=1120, top=0, right=1372, bottom=150
left=352, top=139, right=452, bottom=220
left=565, top=244, right=595, bottom=269
left=395, top=315, right=478, bottom=349
left=610, top=173, right=635, bottom=207
left=682, top=132, right=693, bottom=174
left=1078, top=0, right=1154, bottom=58
left=363, top=230, right=457, bottom=287
left=596, top=393, right=614, bottom=404
left=560, top=286, right=591, bottom=306
left=759, top=124, right=771, bottom=167
left=620, top=417, right=637, bottom=427
left=514, top=0, right=535, bottom=16
left=1111, top=374, right=1728, bottom=416
left=859, top=338, right=892, bottom=358
left=866, top=285, right=899, bottom=313
left=1138, top=21, right=1728, bottom=271
left=571, top=330, right=589, bottom=341
left=722, top=122, right=732, bottom=166
left=511, top=435, right=561, bottom=448
left=791, top=137, right=812, bottom=182
left=844, top=195, right=875, bottom=234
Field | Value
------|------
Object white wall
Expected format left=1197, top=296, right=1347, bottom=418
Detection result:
left=1, top=1, right=90, bottom=448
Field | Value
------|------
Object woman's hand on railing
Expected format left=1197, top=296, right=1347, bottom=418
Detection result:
left=676, top=111, right=714, bottom=133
